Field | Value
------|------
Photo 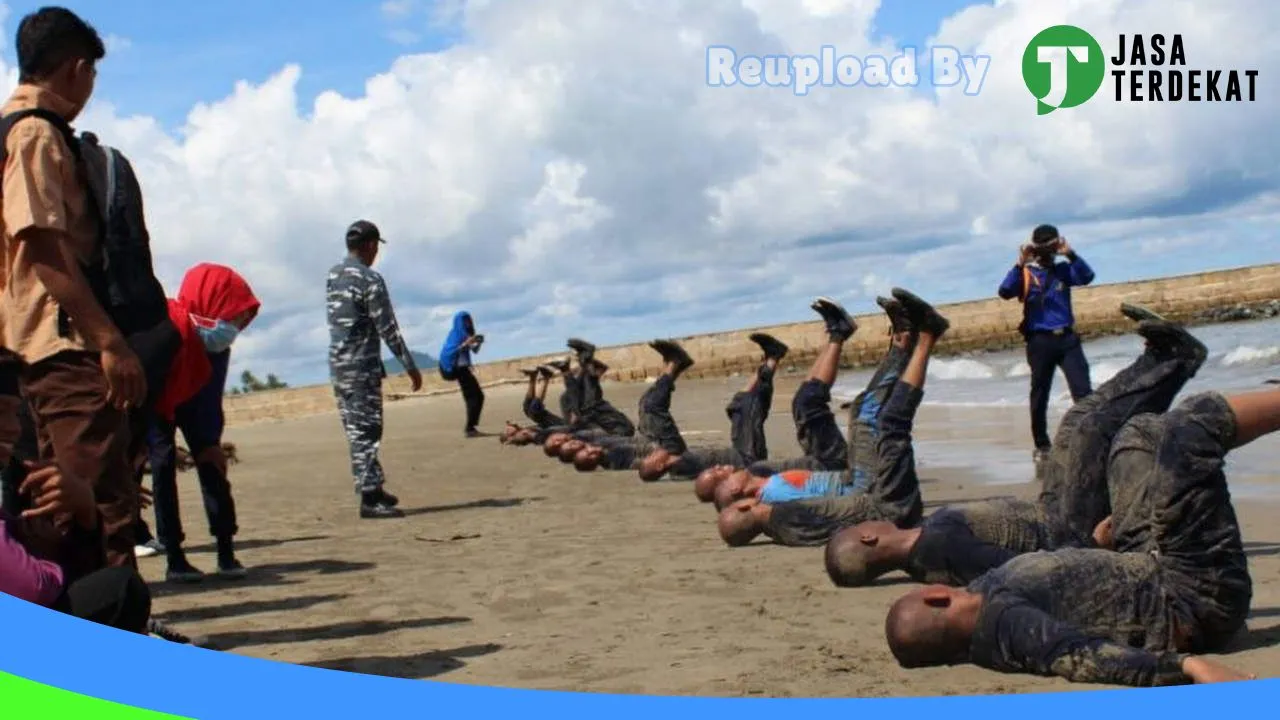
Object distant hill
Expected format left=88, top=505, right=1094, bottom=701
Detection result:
left=385, top=351, right=438, bottom=374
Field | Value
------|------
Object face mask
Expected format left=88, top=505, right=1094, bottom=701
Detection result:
left=191, top=315, right=240, bottom=354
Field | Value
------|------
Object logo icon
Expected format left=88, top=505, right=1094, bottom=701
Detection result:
left=1022, top=25, right=1106, bottom=115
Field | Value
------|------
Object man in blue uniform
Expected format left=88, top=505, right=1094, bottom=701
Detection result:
left=325, top=220, right=422, bottom=519
left=998, top=224, right=1096, bottom=463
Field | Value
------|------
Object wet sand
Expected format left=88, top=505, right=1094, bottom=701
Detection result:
left=140, top=375, right=1280, bottom=696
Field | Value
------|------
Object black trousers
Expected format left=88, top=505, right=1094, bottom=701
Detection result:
left=51, top=565, right=152, bottom=634
left=448, top=367, right=485, bottom=431
left=1025, top=330, right=1092, bottom=449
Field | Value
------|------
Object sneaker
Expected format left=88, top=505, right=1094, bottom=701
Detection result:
left=748, top=332, right=789, bottom=361
left=811, top=297, right=857, bottom=343
left=216, top=558, right=248, bottom=580
left=649, top=339, right=695, bottom=374
left=135, top=539, right=165, bottom=559
left=361, top=497, right=404, bottom=519
left=876, top=296, right=912, bottom=334
left=891, top=288, right=950, bottom=339
left=567, top=338, right=597, bottom=360
left=165, top=559, right=206, bottom=584
left=148, top=619, right=193, bottom=644
left=1120, top=302, right=1167, bottom=324
left=1137, top=320, right=1208, bottom=369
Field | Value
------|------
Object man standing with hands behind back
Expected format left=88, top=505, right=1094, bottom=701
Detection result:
left=327, top=220, right=422, bottom=520
left=998, top=224, right=1095, bottom=465
left=0, top=7, right=146, bottom=568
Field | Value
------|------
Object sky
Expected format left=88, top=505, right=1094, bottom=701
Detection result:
left=0, top=0, right=1275, bottom=386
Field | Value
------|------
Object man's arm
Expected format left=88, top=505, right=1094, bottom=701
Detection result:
left=1058, top=241, right=1095, bottom=287
left=997, top=265, right=1024, bottom=300
left=978, top=599, right=1189, bottom=687
left=366, top=274, right=416, bottom=373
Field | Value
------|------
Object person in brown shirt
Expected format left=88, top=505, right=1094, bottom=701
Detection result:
left=1, top=8, right=146, bottom=568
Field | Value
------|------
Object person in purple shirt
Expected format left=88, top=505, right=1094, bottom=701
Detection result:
left=998, top=225, right=1096, bottom=463
left=1, top=463, right=151, bottom=633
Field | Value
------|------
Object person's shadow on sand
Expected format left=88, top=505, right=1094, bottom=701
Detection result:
left=399, top=496, right=545, bottom=517
left=307, top=642, right=504, bottom=679
left=203, top=616, right=474, bottom=651
left=150, top=558, right=378, bottom=597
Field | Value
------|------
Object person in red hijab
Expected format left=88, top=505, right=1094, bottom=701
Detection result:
left=139, top=263, right=260, bottom=583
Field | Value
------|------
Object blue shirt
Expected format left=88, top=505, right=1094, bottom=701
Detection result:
left=758, top=470, right=860, bottom=505
left=998, top=256, right=1095, bottom=333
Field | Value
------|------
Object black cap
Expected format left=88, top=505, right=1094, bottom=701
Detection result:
left=345, top=219, right=385, bottom=245
left=1030, top=224, right=1060, bottom=247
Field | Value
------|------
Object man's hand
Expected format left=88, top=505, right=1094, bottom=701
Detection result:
left=407, top=367, right=423, bottom=392
left=1057, top=238, right=1073, bottom=256
left=18, top=462, right=96, bottom=530
left=1182, top=656, right=1256, bottom=684
left=195, top=445, right=228, bottom=477
left=100, top=337, right=147, bottom=410
left=1092, top=516, right=1114, bottom=549
left=1017, top=244, right=1034, bottom=266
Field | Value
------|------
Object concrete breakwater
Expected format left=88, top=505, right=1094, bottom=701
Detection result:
left=224, top=263, right=1280, bottom=427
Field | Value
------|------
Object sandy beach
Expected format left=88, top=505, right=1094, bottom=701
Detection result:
left=139, top=375, right=1280, bottom=697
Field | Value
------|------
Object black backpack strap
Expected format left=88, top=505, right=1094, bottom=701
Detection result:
left=0, top=108, right=80, bottom=168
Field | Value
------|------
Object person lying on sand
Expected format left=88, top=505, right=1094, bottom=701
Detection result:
left=519, top=365, right=566, bottom=429
left=880, top=383, right=1274, bottom=687
left=691, top=296, right=916, bottom=503
left=712, top=289, right=947, bottom=547
left=825, top=307, right=1208, bottom=587
left=566, top=338, right=636, bottom=437
left=626, top=334, right=790, bottom=481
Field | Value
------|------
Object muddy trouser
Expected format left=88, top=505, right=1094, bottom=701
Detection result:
left=725, top=364, right=774, bottom=466
left=791, top=379, right=847, bottom=472
left=765, top=380, right=926, bottom=546
left=523, top=396, right=564, bottom=429
left=1107, top=392, right=1252, bottom=653
left=578, top=400, right=636, bottom=437
left=637, top=374, right=686, bottom=455
left=1039, top=346, right=1199, bottom=548
left=332, top=370, right=386, bottom=495
left=559, top=371, right=582, bottom=421
left=846, top=342, right=911, bottom=488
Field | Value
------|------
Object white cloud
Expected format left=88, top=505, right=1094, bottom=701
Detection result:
left=103, top=34, right=132, bottom=53
left=2, top=0, right=1277, bottom=384
left=380, top=0, right=417, bottom=20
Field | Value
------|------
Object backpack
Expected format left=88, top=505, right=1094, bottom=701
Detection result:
left=0, top=109, right=169, bottom=339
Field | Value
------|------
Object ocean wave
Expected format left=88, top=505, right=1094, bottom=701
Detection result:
left=928, top=358, right=996, bottom=381
left=1221, top=345, right=1280, bottom=367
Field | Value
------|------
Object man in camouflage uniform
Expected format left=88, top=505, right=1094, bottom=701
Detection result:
left=326, top=220, right=422, bottom=519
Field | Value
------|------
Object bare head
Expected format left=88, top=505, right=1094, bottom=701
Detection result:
left=825, top=521, right=910, bottom=587
left=544, top=433, right=570, bottom=457
left=558, top=439, right=586, bottom=463
left=500, top=423, right=520, bottom=444
left=573, top=446, right=603, bottom=472
left=884, top=586, right=979, bottom=669
left=1093, top=515, right=1115, bottom=549
left=638, top=448, right=674, bottom=482
left=717, top=498, right=767, bottom=546
left=713, top=468, right=754, bottom=510
left=694, top=465, right=734, bottom=503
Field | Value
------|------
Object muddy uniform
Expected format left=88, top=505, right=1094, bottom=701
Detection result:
left=523, top=396, right=564, bottom=429
left=637, top=374, right=687, bottom=455
left=760, top=381, right=926, bottom=546
left=902, top=341, right=1204, bottom=584
left=326, top=256, right=415, bottom=495
left=597, top=437, right=657, bottom=471
left=845, top=340, right=912, bottom=487
left=725, top=364, right=776, bottom=466
left=576, top=370, right=636, bottom=437
left=559, top=371, right=583, bottom=423
left=964, top=393, right=1251, bottom=687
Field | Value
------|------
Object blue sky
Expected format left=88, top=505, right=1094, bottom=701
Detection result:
left=2, top=1, right=1273, bottom=386
left=4, top=0, right=983, bottom=129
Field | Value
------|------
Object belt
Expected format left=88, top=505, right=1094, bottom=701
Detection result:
left=1031, top=327, right=1072, bottom=336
